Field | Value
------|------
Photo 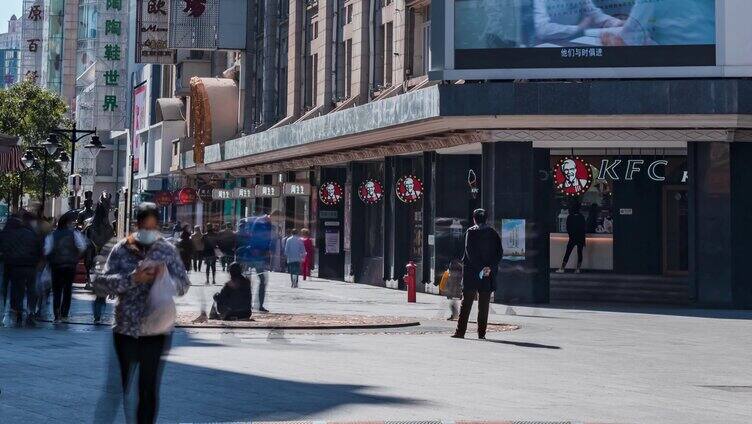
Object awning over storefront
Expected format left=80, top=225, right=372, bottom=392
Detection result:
left=204, top=80, right=752, bottom=175
left=0, top=134, right=23, bottom=172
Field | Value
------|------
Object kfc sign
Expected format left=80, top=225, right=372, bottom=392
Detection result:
left=358, top=179, right=383, bottom=204
left=553, top=157, right=593, bottom=197
left=396, top=175, right=423, bottom=204
left=598, top=159, right=686, bottom=182
left=319, top=182, right=343, bottom=206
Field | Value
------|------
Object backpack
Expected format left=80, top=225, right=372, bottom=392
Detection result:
left=49, top=230, right=80, bottom=267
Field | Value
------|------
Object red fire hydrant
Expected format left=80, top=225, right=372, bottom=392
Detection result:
left=404, top=261, right=417, bottom=303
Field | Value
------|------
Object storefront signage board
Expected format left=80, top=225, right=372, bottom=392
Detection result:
left=358, top=179, right=384, bottom=204
left=154, top=191, right=173, bottom=206
left=212, top=188, right=233, bottom=200
left=319, top=182, right=344, bottom=206
left=233, top=187, right=254, bottom=199
left=254, top=185, right=280, bottom=198
left=320, top=210, right=338, bottom=219
left=136, top=0, right=176, bottom=64
left=396, top=175, right=423, bottom=203
left=198, top=186, right=214, bottom=202
left=282, top=182, right=311, bottom=196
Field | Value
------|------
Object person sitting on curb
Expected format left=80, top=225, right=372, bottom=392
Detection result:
left=209, top=262, right=252, bottom=320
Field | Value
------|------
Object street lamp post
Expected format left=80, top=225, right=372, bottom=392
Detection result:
left=22, top=143, right=68, bottom=217
left=49, top=124, right=104, bottom=208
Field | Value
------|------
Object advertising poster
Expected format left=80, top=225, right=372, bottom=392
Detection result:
left=454, top=0, right=716, bottom=69
left=132, top=83, right=148, bottom=172
left=325, top=228, right=340, bottom=255
left=501, top=219, right=526, bottom=261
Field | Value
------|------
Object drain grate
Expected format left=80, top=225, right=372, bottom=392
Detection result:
left=700, top=385, right=752, bottom=393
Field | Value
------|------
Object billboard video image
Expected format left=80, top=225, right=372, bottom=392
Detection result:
left=454, top=0, right=716, bottom=69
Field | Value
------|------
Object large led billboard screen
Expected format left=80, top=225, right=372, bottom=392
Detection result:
left=453, top=0, right=716, bottom=70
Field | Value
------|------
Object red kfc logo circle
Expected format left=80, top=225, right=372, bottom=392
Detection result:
left=319, top=181, right=343, bottom=206
left=396, top=175, right=423, bottom=203
left=358, top=179, right=384, bottom=204
left=553, top=157, right=593, bottom=197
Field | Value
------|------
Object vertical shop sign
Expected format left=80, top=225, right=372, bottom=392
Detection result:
left=137, top=0, right=175, bottom=63
left=132, top=83, right=148, bottom=172
left=95, top=0, right=129, bottom=131
left=20, top=0, right=43, bottom=84
left=168, top=0, right=219, bottom=50
left=501, top=219, right=526, bottom=261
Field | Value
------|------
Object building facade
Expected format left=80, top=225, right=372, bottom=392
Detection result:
left=126, top=0, right=752, bottom=309
left=0, top=15, right=22, bottom=89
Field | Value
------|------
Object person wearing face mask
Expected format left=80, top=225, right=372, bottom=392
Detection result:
left=93, top=202, right=190, bottom=424
left=44, top=211, right=87, bottom=322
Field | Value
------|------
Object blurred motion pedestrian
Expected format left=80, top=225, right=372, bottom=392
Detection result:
left=209, top=262, right=252, bottom=320
left=217, top=223, right=237, bottom=272
left=300, top=228, right=314, bottom=281
left=93, top=202, right=190, bottom=424
left=284, top=229, right=306, bottom=288
left=176, top=229, right=193, bottom=272
left=190, top=225, right=203, bottom=272
left=0, top=212, right=42, bottom=326
left=45, top=211, right=87, bottom=322
left=202, top=224, right=219, bottom=285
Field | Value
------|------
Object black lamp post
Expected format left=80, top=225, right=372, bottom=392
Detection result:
left=49, top=125, right=104, bottom=208
left=22, top=140, right=69, bottom=217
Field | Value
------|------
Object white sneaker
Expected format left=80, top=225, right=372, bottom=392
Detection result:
left=574, top=269, right=581, bottom=274
left=555, top=268, right=565, bottom=273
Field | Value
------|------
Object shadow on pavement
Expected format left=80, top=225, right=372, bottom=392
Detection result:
left=480, top=339, right=561, bottom=350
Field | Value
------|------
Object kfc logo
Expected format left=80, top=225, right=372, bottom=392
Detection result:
left=319, top=181, right=343, bottom=206
left=396, top=175, right=423, bottom=203
left=358, top=179, right=383, bottom=204
left=553, top=157, right=593, bottom=197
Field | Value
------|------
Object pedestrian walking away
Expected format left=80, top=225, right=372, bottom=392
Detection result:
left=176, top=229, right=193, bottom=273
left=190, top=225, right=204, bottom=272
left=557, top=200, right=587, bottom=274
left=453, top=208, right=502, bottom=340
left=247, top=214, right=273, bottom=312
left=0, top=213, right=43, bottom=326
left=284, top=229, right=306, bottom=288
left=93, top=202, right=190, bottom=424
left=217, top=223, right=237, bottom=272
left=301, top=228, right=314, bottom=281
left=202, top=224, right=219, bottom=285
left=45, top=211, right=88, bottom=322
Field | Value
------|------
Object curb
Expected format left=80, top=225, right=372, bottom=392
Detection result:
left=34, top=318, right=422, bottom=331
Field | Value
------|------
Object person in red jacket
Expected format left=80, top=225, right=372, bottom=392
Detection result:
left=300, top=228, right=314, bottom=281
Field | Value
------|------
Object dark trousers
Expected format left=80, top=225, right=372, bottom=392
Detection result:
left=220, top=255, right=233, bottom=271
left=192, top=253, right=202, bottom=272
left=113, top=333, right=169, bottom=424
left=7, top=266, right=37, bottom=315
left=562, top=240, right=584, bottom=268
left=0, top=264, right=10, bottom=314
left=93, top=296, right=107, bottom=321
left=51, top=265, right=76, bottom=319
left=204, top=257, right=216, bottom=283
left=455, top=290, right=491, bottom=338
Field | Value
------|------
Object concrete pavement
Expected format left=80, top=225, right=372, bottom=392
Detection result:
left=0, top=270, right=751, bottom=423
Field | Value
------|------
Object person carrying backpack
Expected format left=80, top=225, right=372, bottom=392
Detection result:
left=45, top=211, right=87, bottom=322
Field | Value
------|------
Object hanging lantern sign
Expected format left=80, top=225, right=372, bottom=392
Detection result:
left=553, top=156, right=593, bottom=197
left=396, top=175, right=423, bottom=203
left=358, top=179, right=384, bottom=204
left=319, top=181, right=343, bottom=206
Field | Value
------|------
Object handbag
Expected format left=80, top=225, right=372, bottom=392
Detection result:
left=438, top=270, right=450, bottom=294
left=141, top=264, right=177, bottom=336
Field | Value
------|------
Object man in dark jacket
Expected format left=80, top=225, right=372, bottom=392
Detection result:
left=0, top=213, right=43, bottom=325
left=217, top=223, right=237, bottom=272
left=453, top=208, right=502, bottom=340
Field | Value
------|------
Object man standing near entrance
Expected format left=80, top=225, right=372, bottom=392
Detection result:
left=453, top=209, right=502, bottom=340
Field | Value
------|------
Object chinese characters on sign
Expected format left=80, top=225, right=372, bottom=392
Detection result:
left=254, top=185, right=280, bottom=198
left=95, top=0, right=129, bottom=130
left=560, top=48, right=603, bottom=59
left=137, top=0, right=175, bottom=63
left=20, top=0, right=44, bottom=84
left=282, top=183, right=311, bottom=196
left=183, top=0, right=207, bottom=17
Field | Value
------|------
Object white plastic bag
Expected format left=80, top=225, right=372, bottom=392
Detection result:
left=36, top=265, right=52, bottom=293
left=140, top=264, right=177, bottom=336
